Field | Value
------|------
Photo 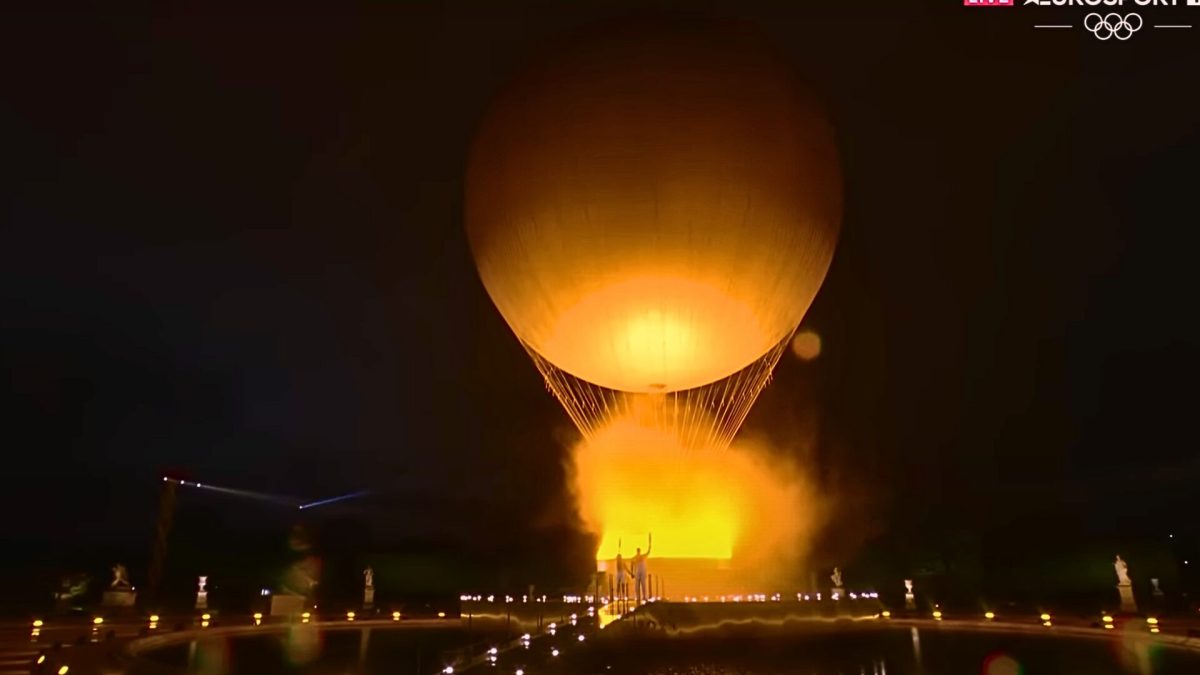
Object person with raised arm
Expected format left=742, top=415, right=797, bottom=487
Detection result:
left=631, top=533, right=652, bottom=603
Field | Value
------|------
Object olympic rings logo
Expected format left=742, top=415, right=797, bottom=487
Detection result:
left=1083, top=13, right=1143, bottom=41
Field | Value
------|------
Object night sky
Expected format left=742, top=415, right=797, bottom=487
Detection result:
left=3, top=2, right=1199, bottom=603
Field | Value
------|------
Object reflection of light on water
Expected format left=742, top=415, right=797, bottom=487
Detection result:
left=911, top=627, right=921, bottom=665
left=283, top=623, right=322, bottom=666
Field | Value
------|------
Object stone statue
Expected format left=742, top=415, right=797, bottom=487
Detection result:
left=1151, top=578, right=1163, bottom=596
left=363, top=567, right=374, bottom=588
left=102, top=565, right=136, bottom=607
left=830, top=567, right=843, bottom=588
left=904, top=579, right=913, bottom=593
left=1114, top=555, right=1131, bottom=586
left=194, top=574, right=210, bottom=609
left=110, top=564, right=131, bottom=588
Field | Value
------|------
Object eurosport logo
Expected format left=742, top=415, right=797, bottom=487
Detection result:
left=963, top=0, right=1198, bottom=40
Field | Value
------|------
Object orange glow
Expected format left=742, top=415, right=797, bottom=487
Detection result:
left=571, top=416, right=821, bottom=575
left=597, top=603, right=622, bottom=629
left=542, top=275, right=771, bottom=392
left=578, top=421, right=733, bottom=558
left=790, top=330, right=822, bottom=361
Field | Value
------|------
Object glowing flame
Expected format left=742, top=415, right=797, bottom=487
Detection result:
left=570, top=416, right=821, bottom=579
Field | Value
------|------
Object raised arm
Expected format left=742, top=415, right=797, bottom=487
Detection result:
left=646, top=533, right=652, bottom=557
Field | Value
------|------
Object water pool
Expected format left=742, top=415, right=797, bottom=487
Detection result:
left=125, top=618, right=1200, bottom=675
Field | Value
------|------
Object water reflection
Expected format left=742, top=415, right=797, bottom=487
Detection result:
left=138, top=625, right=1200, bottom=675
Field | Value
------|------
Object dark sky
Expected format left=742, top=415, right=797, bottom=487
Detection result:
left=3, top=2, right=1199, bottom=590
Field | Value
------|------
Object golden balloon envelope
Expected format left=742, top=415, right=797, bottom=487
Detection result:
left=467, top=21, right=841, bottom=394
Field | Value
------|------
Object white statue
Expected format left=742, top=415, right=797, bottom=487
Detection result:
left=1114, top=555, right=1131, bottom=586
left=363, top=567, right=374, bottom=588
left=904, top=579, right=913, bottom=593
left=110, top=564, right=131, bottom=588
left=197, top=575, right=208, bottom=592
left=1151, top=578, right=1163, bottom=595
left=831, top=567, right=843, bottom=588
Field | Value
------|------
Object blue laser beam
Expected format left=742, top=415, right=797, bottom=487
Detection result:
left=297, top=490, right=371, bottom=511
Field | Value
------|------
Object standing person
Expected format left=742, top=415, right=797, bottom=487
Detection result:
left=632, top=534, right=652, bottom=603
left=614, top=552, right=631, bottom=602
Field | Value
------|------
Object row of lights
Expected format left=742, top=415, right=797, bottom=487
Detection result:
left=29, top=609, right=1167, bottom=629
left=457, top=594, right=604, bottom=604
left=679, top=591, right=883, bottom=603
left=34, top=608, right=414, bottom=633
left=878, top=610, right=1162, bottom=632
left=460, top=591, right=886, bottom=605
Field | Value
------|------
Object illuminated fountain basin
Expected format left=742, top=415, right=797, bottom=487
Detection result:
left=560, top=626, right=1200, bottom=675
left=122, top=605, right=1200, bottom=675
left=532, top=606, right=1200, bottom=675
left=124, top=621, right=512, bottom=675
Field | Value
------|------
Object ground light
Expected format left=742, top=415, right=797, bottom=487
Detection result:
left=881, top=611, right=891, bottom=618
left=92, top=617, right=104, bottom=625
left=985, top=612, right=995, bottom=620
left=393, top=611, right=401, bottom=621
left=32, top=619, right=43, bottom=627
left=932, top=611, right=942, bottom=620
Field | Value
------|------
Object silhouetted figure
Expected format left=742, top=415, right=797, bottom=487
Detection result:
left=614, top=553, right=631, bottom=602
left=632, top=534, right=652, bottom=603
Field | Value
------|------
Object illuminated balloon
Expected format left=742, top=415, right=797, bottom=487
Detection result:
left=467, top=20, right=841, bottom=447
